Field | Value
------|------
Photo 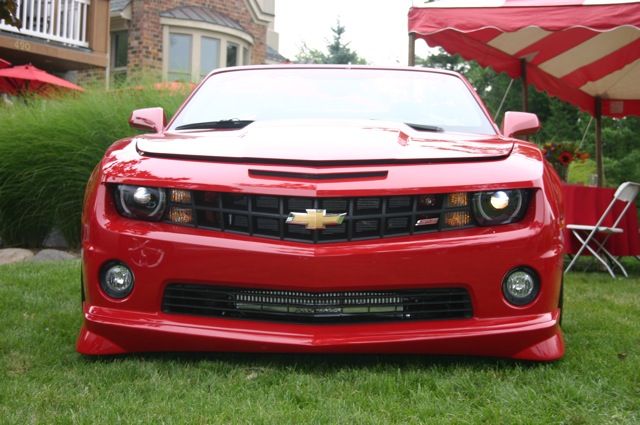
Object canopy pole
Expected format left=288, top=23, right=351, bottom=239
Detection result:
left=520, top=59, right=528, bottom=112
left=495, top=78, right=515, bottom=121
left=408, top=33, right=416, bottom=66
left=595, top=97, right=604, bottom=187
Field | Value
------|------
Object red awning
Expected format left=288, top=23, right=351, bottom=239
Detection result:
left=409, top=0, right=640, bottom=118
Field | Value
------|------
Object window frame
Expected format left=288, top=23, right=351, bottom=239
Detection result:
left=162, top=18, right=253, bottom=82
left=110, top=30, right=129, bottom=71
left=167, top=32, right=193, bottom=82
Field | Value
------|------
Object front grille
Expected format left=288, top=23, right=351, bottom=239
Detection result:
left=166, top=192, right=474, bottom=243
left=162, top=284, right=473, bottom=323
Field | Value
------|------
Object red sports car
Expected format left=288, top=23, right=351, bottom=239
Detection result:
left=77, top=66, right=565, bottom=361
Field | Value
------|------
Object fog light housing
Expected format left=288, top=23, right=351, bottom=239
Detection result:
left=502, top=267, right=539, bottom=306
left=100, top=262, right=134, bottom=299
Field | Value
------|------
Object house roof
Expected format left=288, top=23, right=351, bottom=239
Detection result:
left=160, top=5, right=246, bottom=32
left=110, top=0, right=130, bottom=13
left=266, top=46, right=288, bottom=63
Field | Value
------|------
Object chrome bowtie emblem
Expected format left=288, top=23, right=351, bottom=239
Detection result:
left=286, top=209, right=347, bottom=230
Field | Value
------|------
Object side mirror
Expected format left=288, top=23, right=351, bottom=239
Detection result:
left=502, top=111, right=540, bottom=138
left=129, top=107, right=166, bottom=133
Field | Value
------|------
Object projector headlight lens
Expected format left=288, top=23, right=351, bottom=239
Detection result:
left=115, top=185, right=166, bottom=221
left=472, top=189, right=528, bottom=225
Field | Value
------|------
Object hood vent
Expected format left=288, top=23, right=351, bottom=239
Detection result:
left=249, top=169, right=388, bottom=180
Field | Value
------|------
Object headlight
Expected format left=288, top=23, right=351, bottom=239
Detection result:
left=114, top=185, right=166, bottom=221
left=472, top=189, right=528, bottom=226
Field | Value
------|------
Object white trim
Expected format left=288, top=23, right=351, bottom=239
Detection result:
left=110, top=3, right=131, bottom=19
left=243, top=0, right=274, bottom=25
left=160, top=17, right=254, bottom=45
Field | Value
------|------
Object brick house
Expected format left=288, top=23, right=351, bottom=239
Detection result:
left=0, top=0, right=110, bottom=82
left=109, top=0, right=282, bottom=83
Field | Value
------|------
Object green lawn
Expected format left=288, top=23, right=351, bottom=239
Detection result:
left=1, top=260, right=639, bottom=424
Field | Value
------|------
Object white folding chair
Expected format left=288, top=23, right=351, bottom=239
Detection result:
left=564, top=181, right=640, bottom=278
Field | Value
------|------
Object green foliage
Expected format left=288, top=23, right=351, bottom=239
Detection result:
left=0, top=84, right=188, bottom=247
left=417, top=48, right=587, bottom=138
left=1, top=260, right=640, bottom=423
left=604, top=150, right=640, bottom=187
left=417, top=48, right=640, bottom=187
left=296, top=22, right=366, bottom=64
left=568, top=159, right=597, bottom=185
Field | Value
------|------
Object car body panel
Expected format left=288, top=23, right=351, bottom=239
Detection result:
left=136, top=120, right=513, bottom=164
left=77, top=66, right=565, bottom=361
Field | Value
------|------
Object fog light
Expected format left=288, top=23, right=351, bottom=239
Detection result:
left=100, top=262, right=134, bottom=299
left=503, top=267, right=539, bottom=306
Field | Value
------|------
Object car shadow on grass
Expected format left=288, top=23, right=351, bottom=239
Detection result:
left=80, top=351, right=556, bottom=372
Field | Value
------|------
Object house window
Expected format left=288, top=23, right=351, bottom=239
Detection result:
left=200, top=36, right=220, bottom=78
left=227, top=42, right=239, bottom=67
left=243, top=47, right=250, bottom=66
left=162, top=23, right=253, bottom=82
left=111, top=31, right=129, bottom=69
left=168, top=33, right=193, bottom=81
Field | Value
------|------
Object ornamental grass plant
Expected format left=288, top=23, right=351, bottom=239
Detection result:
left=0, top=82, right=189, bottom=247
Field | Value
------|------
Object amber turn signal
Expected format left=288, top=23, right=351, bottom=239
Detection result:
left=444, top=211, right=470, bottom=227
left=169, top=206, right=194, bottom=224
left=447, top=192, right=468, bottom=207
left=170, top=189, right=192, bottom=204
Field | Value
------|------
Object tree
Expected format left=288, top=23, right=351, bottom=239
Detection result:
left=417, top=48, right=640, bottom=186
left=416, top=48, right=585, bottom=142
left=295, top=22, right=366, bottom=65
left=0, top=0, right=20, bottom=27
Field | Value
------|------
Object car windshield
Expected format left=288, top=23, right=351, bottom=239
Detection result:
left=169, top=68, right=496, bottom=135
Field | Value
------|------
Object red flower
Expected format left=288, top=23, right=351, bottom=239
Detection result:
left=558, top=151, right=574, bottom=165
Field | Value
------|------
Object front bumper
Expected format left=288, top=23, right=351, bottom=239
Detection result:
left=78, top=307, right=563, bottom=360
left=78, top=185, right=564, bottom=361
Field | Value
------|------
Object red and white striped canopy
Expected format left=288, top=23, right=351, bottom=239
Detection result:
left=409, top=1, right=640, bottom=117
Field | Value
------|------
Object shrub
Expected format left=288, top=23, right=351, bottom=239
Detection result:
left=0, top=84, right=188, bottom=247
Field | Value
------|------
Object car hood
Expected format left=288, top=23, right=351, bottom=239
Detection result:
left=135, top=120, right=512, bottom=165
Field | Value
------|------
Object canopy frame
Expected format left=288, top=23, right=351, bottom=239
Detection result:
left=408, top=0, right=640, bottom=187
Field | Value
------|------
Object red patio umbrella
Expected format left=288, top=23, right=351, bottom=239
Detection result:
left=408, top=0, right=640, bottom=186
left=0, top=64, right=84, bottom=96
left=0, top=58, right=10, bottom=69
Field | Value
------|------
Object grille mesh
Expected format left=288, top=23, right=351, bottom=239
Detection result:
left=162, top=284, right=473, bottom=323
left=166, top=192, right=473, bottom=243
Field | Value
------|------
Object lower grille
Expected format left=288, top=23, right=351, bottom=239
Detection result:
left=162, top=284, right=473, bottom=323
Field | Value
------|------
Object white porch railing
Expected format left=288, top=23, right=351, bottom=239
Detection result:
left=0, top=0, right=91, bottom=48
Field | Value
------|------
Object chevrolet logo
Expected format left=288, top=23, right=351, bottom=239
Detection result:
left=286, top=209, right=347, bottom=230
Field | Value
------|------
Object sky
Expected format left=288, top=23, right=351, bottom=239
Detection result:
left=273, top=1, right=432, bottom=65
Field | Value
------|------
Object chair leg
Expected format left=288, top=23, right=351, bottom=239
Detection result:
left=589, top=237, right=628, bottom=277
left=566, top=230, right=617, bottom=278
left=564, top=231, right=582, bottom=274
